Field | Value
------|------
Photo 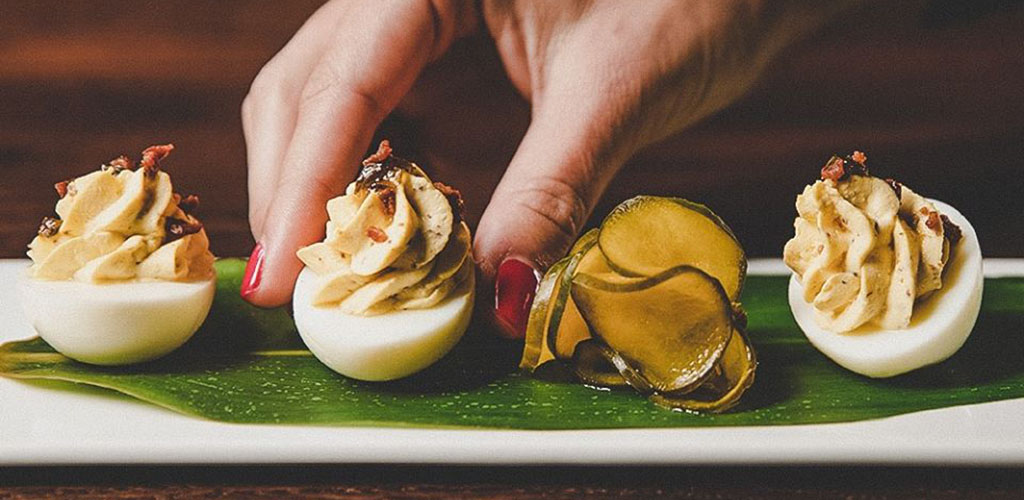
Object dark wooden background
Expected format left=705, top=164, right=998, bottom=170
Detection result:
left=3, top=465, right=1024, bottom=499
left=2, top=1, right=1024, bottom=498
left=1, top=1, right=1022, bottom=260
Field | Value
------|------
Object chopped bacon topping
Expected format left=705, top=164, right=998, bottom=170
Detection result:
left=38, top=216, right=62, bottom=237
left=54, top=179, right=74, bottom=198
left=140, top=144, right=174, bottom=178
left=355, top=140, right=415, bottom=192
left=356, top=140, right=464, bottom=223
left=820, top=156, right=845, bottom=181
left=366, top=226, right=388, bottom=243
left=373, top=184, right=397, bottom=217
left=362, top=140, right=393, bottom=166
left=821, top=152, right=869, bottom=182
left=178, top=194, right=200, bottom=214
left=434, top=181, right=465, bottom=223
left=165, top=215, right=202, bottom=243
left=941, top=214, right=963, bottom=245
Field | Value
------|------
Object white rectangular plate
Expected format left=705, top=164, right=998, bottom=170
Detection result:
left=3, top=258, right=1024, bottom=466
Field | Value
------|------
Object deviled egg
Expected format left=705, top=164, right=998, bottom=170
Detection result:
left=784, top=152, right=982, bottom=377
left=293, top=141, right=474, bottom=381
left=19, top=145, right=216, bottom=365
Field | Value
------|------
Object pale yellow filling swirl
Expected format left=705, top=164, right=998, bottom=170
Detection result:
left=784, top=175, right=950, bottom=332
left=28, top=167, right=214, bottom=282
left=297, top=170, right=471, bottom=315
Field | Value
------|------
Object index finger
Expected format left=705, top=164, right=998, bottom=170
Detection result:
left=242, top=0, right=471, bottom=307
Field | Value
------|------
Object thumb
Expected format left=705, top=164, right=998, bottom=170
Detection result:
left=474, top=109, right=629, bottom=339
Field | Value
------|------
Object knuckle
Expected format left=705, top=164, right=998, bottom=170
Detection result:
left=246, top=62, right=302, bottom=108
left=247, top=65, right=282, bottom=101
left=243, top=65, right=292, bottom=123
left=278, top=170, right=343, bottom=206
left=299, top=64, right=388, bottom=121
left=513, top=176, right=590, bottom=243
left=240, top=93, right=255, bottom=127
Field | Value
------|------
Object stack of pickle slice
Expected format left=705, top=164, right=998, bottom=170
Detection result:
left=520, top=196, right=756, bottom=413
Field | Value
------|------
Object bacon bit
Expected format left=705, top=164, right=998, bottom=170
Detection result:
left=178, top=194, right=200, bottom=214
left=103, top=155, right=133, bottom=174
left=374, top=185, right=397, bottom=217
left=434, top=181, right=465, bottom=223
left=820, top=156, right=846, bottom=181
left=884, top=178, right=902, bottom=199
left=941, top=214, right=963, bottom=245
left=924, top=210, right=942, bottom=233
left=54, top=179, right=74, bottom=198
left=366, top=226, right=388, bottom=243
left=821, top=152, right=869, bottom=181
left=355, top=140, right=419, bottom=192
left=165, top=216, right=203, bottom=242
left=38, top=216, right=62, bottom=237
left=362, top=140, right=393, bottom=166
left=140, top=144, right=174, bottom=178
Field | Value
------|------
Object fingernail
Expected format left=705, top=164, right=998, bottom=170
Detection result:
left=240, top=243, right=265, bottom=301
left=494, top=258, right=540, bottom=339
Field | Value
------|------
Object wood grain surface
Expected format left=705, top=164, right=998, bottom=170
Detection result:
left=2, top=466, right=1024, bottom=499
left=2, top=1, right=1023, bottom=498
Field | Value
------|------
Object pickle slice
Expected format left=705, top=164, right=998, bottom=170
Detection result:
left=575, top=235, right=614, bottom=277
left=553, top=296, right=592, bottom=360
left=595, top=340, right=655, bottom=393
left=546, top=239, right=597, bottom=360
left=569, top=227, right=600, bottom=255
left=521, top=232, right=599, bottom=372
left=571, top=266, right=734, bottom=394
left=597, top=196, right=746, bottom=301
left=519, top=258, right=569, bottom=371
left=551, top=241, right=613, bottom=360
left=650, top=327, right=757, bottom=413
left=571, top=339, right=629, bottom=387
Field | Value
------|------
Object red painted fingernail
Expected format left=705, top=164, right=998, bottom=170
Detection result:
left=494, top=258, right=539, bottom=339
left=240, top=243, right=265, bottom=301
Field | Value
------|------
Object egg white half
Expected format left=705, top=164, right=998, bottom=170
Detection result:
left=788, top=199, right=983, bottom=378
left=17, top=273, right=216, bottom=365
left=293, top=266, right=474, bottom=382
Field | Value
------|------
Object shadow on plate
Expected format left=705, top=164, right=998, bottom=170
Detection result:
left=886, top=310, right=1024, bottom=389
left=367, top=326, right=522, bottom=394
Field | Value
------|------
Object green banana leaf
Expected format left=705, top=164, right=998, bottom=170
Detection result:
left=1, top=259, right=1022, bottom=429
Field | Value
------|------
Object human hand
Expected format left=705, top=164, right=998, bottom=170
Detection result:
left=240, top=0, right=854, bottom=337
